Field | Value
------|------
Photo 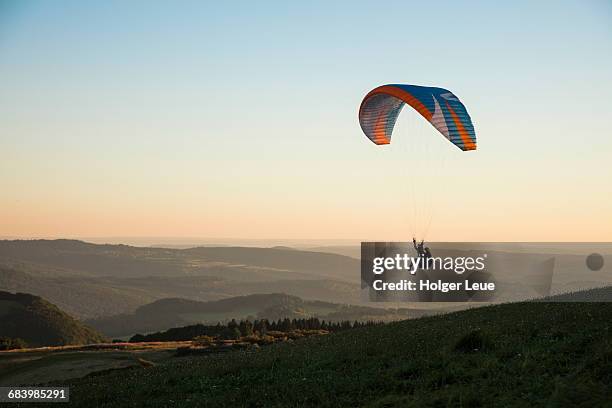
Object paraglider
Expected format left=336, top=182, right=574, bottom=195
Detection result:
left=359, top=83, right=477, bottom=247
left=359, top=84, right=476, bottom=151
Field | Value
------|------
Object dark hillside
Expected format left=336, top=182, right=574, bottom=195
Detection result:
left=0, top=291, right=107, bottom=347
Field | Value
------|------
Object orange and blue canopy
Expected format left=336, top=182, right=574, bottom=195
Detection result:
left=359, top=84, right=476, bottom=151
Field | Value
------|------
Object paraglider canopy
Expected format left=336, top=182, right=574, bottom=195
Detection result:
left=359, top=84, right=476, bottom=151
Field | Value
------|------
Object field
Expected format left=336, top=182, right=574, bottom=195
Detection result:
left=0, top=343, right=187, bottom=386
left=29, top=299, right=612, bottom=407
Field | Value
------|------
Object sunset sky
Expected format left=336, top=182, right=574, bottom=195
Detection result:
left=1, top=1, right=611, bottom=242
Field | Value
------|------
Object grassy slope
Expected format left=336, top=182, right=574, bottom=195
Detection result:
left=55, top=300, right=611, bottom=407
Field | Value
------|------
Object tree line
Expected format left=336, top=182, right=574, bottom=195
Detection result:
left=129, top=318, right=383, bottom=342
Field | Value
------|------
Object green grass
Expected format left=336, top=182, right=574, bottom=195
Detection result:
left=49, top=301, right=611, bottom=407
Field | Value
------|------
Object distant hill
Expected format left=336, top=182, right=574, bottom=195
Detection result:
left=0, top=239, right=359, bottom=281
left=0, top=239, right=178, bottom=278
left=86, top=293, right=430, bottom=338
left=181, top=246, right=359, bottom=282
left=0, top=291, right=107, bottom=347
left=0, top=266, right=159, bottom=319
left=0, top=264, right=363, bottom=320
left=0, top=240, right=363, bottom=319
left=3, top=239, right=609, bottom=326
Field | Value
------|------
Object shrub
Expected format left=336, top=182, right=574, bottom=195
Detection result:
left=453, top=329, right=493, bottom=353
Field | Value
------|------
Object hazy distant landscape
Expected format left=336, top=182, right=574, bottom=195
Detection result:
left=0, top=239, right=365, bottom=320
left=1, top=239, right=609, bottom=325
left=0, top=239, right=610, bottom=406
left=0, top=239, right=445, bottom=342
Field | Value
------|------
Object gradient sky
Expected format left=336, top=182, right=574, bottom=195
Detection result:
left=1, top=0, right=611, bottom=242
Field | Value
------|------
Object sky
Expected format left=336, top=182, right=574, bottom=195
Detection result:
left=1, top=0, right=611, bottom=242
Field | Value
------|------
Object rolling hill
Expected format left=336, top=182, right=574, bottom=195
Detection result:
left=0, top=239, right=359, bottom=281
left=86, top=293, right=432, bottom=338
left=0, top=267, right=159, bottom=318
left=3, top=240, right=609, bottom=323
left=181, top=246, right=359, bottom=281
left=52, top=287, right=612, bottom=407
left=0, top=240, right=364, bottom=319
left=0, top=291, right=107, bottom=347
